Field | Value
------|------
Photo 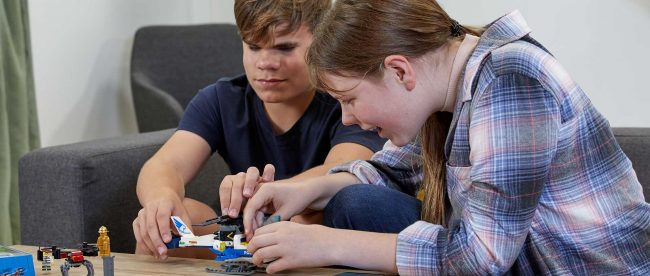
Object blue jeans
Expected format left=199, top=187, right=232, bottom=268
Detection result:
left=322, top=184, right=421, bottom=233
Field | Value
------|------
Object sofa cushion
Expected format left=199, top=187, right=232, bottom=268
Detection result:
left=613, top=128, right=650, bottom=200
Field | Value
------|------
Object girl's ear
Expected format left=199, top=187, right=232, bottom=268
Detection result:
left=383, top=55, right=416, bottom=91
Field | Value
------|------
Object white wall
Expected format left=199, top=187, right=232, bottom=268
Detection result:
left=30, top=0, right=649, bottom=147
left=29, top=0, right=235, bottom=147
left=438, top=0, right=650, bottom=128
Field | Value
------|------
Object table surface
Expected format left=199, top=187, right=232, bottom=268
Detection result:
left=11, top=245, right=385, bottom=275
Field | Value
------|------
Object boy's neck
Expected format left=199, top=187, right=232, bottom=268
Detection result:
left=263, top=89, right=316, bottom=134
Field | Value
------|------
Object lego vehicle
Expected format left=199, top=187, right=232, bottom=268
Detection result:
left=37, top=243, right=98, bottom=261
left=80, top=242, right=99, bottom=257
left=60, top=251, right=94, bottom=276
left=166, top=215, right=251, bottom=261
left=166, top=215, right=280, bottom=261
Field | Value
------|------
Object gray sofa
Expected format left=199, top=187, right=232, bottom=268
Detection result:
left=131, top=23, right=244, bottom=133
left=18, top=128, right=650, bottom=253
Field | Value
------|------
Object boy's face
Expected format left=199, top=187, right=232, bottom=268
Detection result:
left=242, top=24, right=314, bottom=103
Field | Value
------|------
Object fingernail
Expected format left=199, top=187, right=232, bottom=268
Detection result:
left=229, top=209, right=238, bottom=217
left=158, top=246, right=166, bottom=256
left=244, top=188, right=252, bottom=197
left=222, top=208, right=229, bottom=216
left=163, top=233, right=171, bottom=242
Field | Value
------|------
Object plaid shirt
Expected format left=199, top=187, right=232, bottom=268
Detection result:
left=330, top=10, right=650, bottom=275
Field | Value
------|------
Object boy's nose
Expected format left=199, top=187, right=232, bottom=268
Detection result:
left=256, top=51, right=280, bottom=70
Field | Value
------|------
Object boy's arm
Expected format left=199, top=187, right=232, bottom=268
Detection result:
left=282, top=142, right=374, bottom=181
left=134, top=130, right=211, bottom=257
left=282, top=142, right=373, bottom=223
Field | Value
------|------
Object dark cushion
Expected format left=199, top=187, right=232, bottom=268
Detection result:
left=19, top=129, right=229, bottom=253
left=131, top=23, right=244, bottom=132
left=613, top=128, right=650, bottom=200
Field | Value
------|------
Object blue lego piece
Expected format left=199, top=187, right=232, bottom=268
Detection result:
left=165, top=234, right=181, bottom=249
left=210, top=247, right=252, bottom=262
left=0, top=245, right=35, bottom=276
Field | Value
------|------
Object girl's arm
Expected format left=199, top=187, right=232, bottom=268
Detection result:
left=242, top=172, right=361, bottom=236
left=247, top=222, right=399, bottom=274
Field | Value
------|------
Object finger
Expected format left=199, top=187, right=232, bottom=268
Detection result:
left=228, top=172, right=246, bottom=217
left=145, top=207, right=167, bottom=258
left=256, top=212, right=265, bottom=231
left=156, top=203, right=173, bottom=244
left=248, top=213, right=258, bottom=242
left=243, top=188, right=271, bottom=237
left=251, top=245, right=280, bottom=267
left=138, top=209, right=158, bottom=257
left=266, top=257, right=294, bottom=274
left=261, top=164, right=275, bottom=183
left=134, top=241, right=154, bottom=255
left=133, top=218, right=142, bottom=243
left=247, top=231, right=278, bottom=253
left=254, top=221, right=284, bottom=236
left=219, top=176, right=234, bottom=216
left=243, top=167, right=260, bottom=197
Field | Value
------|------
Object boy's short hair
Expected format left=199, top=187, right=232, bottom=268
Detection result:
left=234, top=0, right=331, bottom=45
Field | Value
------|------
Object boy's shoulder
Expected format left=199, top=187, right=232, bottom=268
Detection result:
left=208, top=73, right=250, bottom=95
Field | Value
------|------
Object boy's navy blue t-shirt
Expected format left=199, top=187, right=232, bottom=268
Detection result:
left=178, top=74, right=386, bottom=180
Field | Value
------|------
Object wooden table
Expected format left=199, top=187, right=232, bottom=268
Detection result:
left=11, top=245, right=383, bottom=275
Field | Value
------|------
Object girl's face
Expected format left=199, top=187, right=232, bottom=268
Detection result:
left=323, top=70, right=430, bottom=147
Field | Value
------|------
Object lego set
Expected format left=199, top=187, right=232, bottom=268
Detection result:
left=166, top=215, right=280, bottom=261
left=0, top=245, right=35, bottom=276
left=35, top=226, right=113, bottom=276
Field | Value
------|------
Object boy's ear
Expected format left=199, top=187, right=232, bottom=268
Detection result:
left=383, top=55, right=416, bottom=91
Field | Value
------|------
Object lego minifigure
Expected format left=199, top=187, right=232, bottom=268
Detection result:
left=97, top=226, right=110, bottom=257
left=41, top=249, right=53, bottom=271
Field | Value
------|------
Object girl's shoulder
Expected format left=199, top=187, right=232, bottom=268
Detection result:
left=486, top=38, right=556, bottom=80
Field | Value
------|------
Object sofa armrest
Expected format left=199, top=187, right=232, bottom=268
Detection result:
left=131, top=72, right=185, bottom=132
left=19, top=129, right=229, bottom=253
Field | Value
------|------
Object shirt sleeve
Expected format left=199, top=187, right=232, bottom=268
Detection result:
left=329, top=139, right=424, bottom=196
left=396, top=73, right=560, bottom=275
left=177, top=84, right=224, bottom=153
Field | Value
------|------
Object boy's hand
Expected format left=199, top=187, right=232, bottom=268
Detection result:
left=132, top=190, right=191, bottom=259
left=219, top=164, right=275, bottom=218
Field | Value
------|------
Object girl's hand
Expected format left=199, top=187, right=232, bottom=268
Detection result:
left=242, top=181, right=317, bottom=240
left=246, top=222, right=338, bottom=273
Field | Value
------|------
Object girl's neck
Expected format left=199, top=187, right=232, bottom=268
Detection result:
left=442, top=34, right=480, bottom=112
left=417, top=35, right=480, bottom=114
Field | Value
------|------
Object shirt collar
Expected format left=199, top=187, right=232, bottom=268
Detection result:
left=459, top=10, right=532, bottom=102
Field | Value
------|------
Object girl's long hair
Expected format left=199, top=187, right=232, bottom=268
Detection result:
left=308, top=0, right=483, bottom=225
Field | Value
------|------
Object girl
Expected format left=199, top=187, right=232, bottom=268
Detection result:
left=243, top=0, right=650, bottom=274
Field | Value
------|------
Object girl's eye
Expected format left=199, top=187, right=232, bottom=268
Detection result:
left=248, top=45, right=261, bottom=51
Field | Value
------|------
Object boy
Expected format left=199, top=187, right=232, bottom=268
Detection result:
left=132, top=0, right=385, bottom=259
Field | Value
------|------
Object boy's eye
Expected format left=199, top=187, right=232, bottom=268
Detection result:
left=248, top=45, right=261, bottom=51
left=276, top=45, right=295, bottom=52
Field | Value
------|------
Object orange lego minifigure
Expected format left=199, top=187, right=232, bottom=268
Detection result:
left=97, top=226, right=111, bottom=256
